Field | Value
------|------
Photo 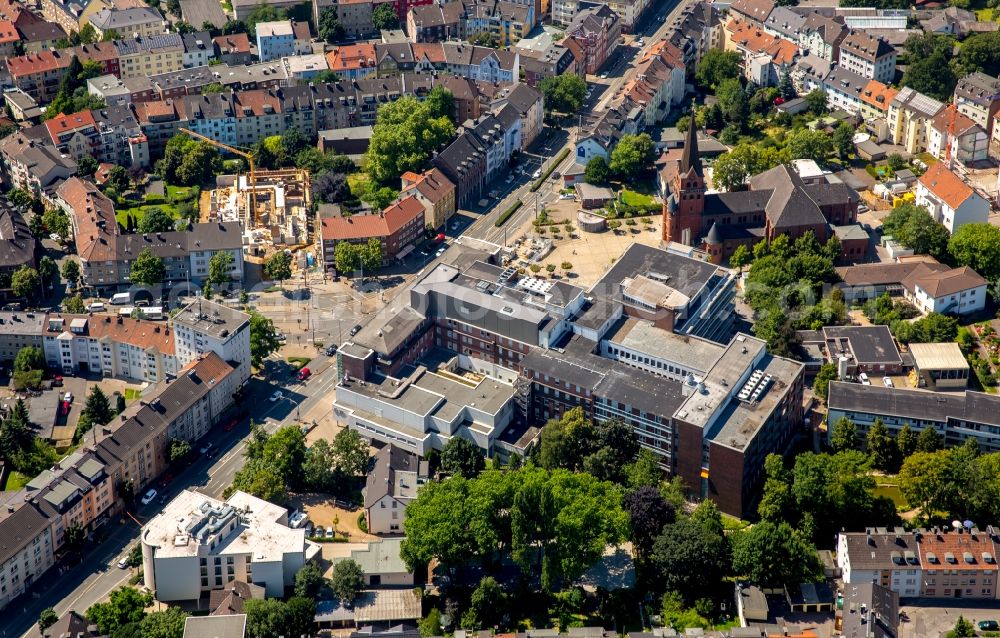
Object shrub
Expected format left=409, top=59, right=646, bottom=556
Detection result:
left=495, top=200, right=523, bottom=227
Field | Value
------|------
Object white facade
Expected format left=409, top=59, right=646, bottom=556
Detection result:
left=172, top=301, right=252, bottom=387
left=927, top=125, right=990, bottom=165
left=915, top=179, right=989, bottom=235
left=141, top=490, right=320, bottom=602
left=838, top=48, right=895, bottom=84
left=256, top=21, right=296, bottom=62
left=836, top=534, right=921, bottom=598
left=905, top=279, right=987, bottom=315
left=0, top=510, right=54, bottom=611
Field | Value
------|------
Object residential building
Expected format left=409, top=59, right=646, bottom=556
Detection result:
left=400, top=168, right=456, bottom=230
left=4, top=88, right=44, bottom=122
left=909, top=342, right=970, bottom=389
left=314, top=0, right=380, bottom=39
left=490, top=81, right=544, bottom=148
left=460, top=0, right=533, bottom=47
left=838, top=526, right=1000, bottom=599
left=887, top=87, right=945, bottom=154
left=564, top=3, right=620, bottom=75
left=724, top=17, right=797, bottom=86
left=903, top=264, right=987, bottom=315
left=282, top=53, right=329, bottom=81
left=114, top=33, right=185, bottom=79
left=0, top=18, right=18, bottom=58
left=141, top=489, right=321, bottom=601
left=0, top=132, right=77, bottom=199
left=915, top=162, right=990, bottom=234
left=88, top=5, right=163, bottom=38
left=319, top=195, right=425, bottom=270
left=0, top=207, right=36, bottom=293
left=662, top=123, right=859, bottom=264
left=87, top=74, right=131, bottom=106
left=212, top=33, right=252, bottom=65
left=363, top=445, right=427, bottom=534
left=40, top=0, right=104, bottom=38
left=515, top=33, right=578, bottom=86
left=326, top=42, right=377, bottom=79
left=0, top=501, right=54, bottom=611
left=327, top=538, right=414, bottom=585
left=953, top=71, right=1000, bottom=140
left=407, top=2, right=463, bottom=42
left=665, top=0, right=724, bottom=73
left=837, top=31, right=896, bottom=84
left=839, top=583, right=898, bottom=638
left=574, top=105, right=635, bottom=162
left=43, top=611, right=105, bottom=638
left=172, top=301, right=252, bottom=387
left=6, top=49, right=74, bottom=103
left=433, top=111, right=514, bottom=205
left=38, top=106, right=148, bottom=169
left=72, top=41, right=121, bottom=78
left=858, top=79, right=897, bottom=125
left=256, top=20, right=296, bottom=62
left=728, top=0, right=774, bottom=29
left=181, top=31, right=215, bottom=68
left=921, top=6, right=998, bottom=39
left=16, top=19, right=67, bottom=54
left=797, top=325, right=903, bottom=377
left=835, top=259, right=962, bottom=303
left=797, top=12, right=848, bottom=62
left=821, top=65, right=869, bottom=114
left=613, top=40, right=685, bottom=125
left=927, top=104, right=989, bottom=165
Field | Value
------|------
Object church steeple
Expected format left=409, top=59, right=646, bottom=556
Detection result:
left=680, top=100, right=702, bottom=176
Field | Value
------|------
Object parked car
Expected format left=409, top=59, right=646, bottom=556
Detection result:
left=324, top=345, right=338, bottom=356
left=305, top=522, right=314, bottom=537
left=63, top=392, right=73, bottom=403
left=269, top=390, right=283, bottom=402
left=224, top=418, right=239, bottom=432
left=349, top=324, right=363, bottom=336
left=52, top=375, right=63, bottom=387
left=979, top=621, right=999, bottom=631
left=289, top=510, right=308, bottom=529
left=859, top=372, right=871, bottom=385
left=158, top=473, right=173, bottom=488
left=117, top=557, right=129, bottom=569
left=60, top=400, right=70, bottom=416
left=87, top=302, right=106, bottom=313
left=325, top=526, right=335, bottom=539
left=560, top=193, right=574, bottom=200
left=531, top=169, right=541, bottom=179
left=882, top=376, right=893, bottom=387
left=199, top=442, right=213, bottom=455
left=141, top=489, right=157, bottom=505
left=49, top=233, right=61, bottom=242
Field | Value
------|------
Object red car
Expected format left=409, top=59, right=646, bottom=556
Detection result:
left=158, top=473, right=173, bottom=488
left=224, top=418, right=239, bottom=432
left=60, top=400, right=70, bottom=416
left=297, top=367, right=311, bottom=381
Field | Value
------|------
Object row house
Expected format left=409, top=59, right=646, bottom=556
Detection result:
left=407, top=1, right=463, bottom=42
left=887, top=86, right=945, bottom=155
left=927, top=104, right=989, bottom=166
left=37, top=105, right=148, bottom=168
left=858, top=79, right=897, bottom=127
left=515, top=38, right=578, bottom=87
left=953, top=71, right=1000, bottom=142
left=0, top=496, right=56, bottom=611
left=552, top=0, right=644, bottom=32
left=663, top=0, right=723, bottom=76
left=0, top=18, right=18, bottom=58
left=18, top=19, right=68, bottom=54
left=113, top=32, right=184, bottom=79
left=797, top=12, right=848, bottom=62
left=490, top=81, right=544, bottom=149
left=728, top=0, right=773, bottom=29
left=72, top=41, right=120, bottom=77
left=181, top=31, right=214, bottom=68
left=6, top=49, right=73, bottom=103
left=326, top=42, right=377, bottom=79
left=612, top=40, right=685, bottom=127
left=25, top=451, right=114, bottom=553
left=212, top=33, right=251, bottom=66
left=87, top=4, right=163, bottom=39
left=460, top=0, right=533, bottom=47
left=837, top=30, right=896, bottom=84
left=724, top=17, right=797, bottom=87
left=40, top=0, right=105, bottom=38
left=372, top=41, right=519, bottom=83
left=564, top=3, right=621, bottom=75
left=821, top=65, right=868, bottom=114
left=0, top=133, right=77, bottom=199
left=400, top=168, right=456, bottom=229
left=434, top=110, right=516, bottom=205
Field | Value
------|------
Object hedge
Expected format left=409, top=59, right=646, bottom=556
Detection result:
left=495, top=200, right=523, bottom=227
left=530, top=148, right=571, bottom=192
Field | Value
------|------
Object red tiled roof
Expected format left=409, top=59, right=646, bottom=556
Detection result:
left=412, top=42, right=446, bottom=64
left=727, top=18, right=797, bottom=65
left=930, top=104, right=980, bottom=137
left=401, top=168, right=454, bottom=205
left=44, top=110, right=97, bottom=142
left=0, top=18, right=18, bottom=43
left=213, top=33, right=251, bottom=54
left=6, top=49, right=71, bottom=77
left=918, top=162, right=975, bottom=209
left=321, top=195, right=424, bottom=241
left=56, top=177, right=119, bottom=264
left=326, top=43, right=376, bottom=72
left=859, top=79, right=897, bottom=113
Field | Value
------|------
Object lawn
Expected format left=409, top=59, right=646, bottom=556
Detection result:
left=166, top=184, right=198, bottom=201
left=620, top=189, right=657, bottom=207
left=3, top=471, right=30, bottom=492
left=347, top=173, right=371, bottom=199
left=124, top=388, right=141, bottom=401
left=873, top=475, right=909, bottom=511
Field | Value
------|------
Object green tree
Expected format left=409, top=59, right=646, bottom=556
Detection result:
left=712, top=143, right=789, bottom=191
left=81, top=385, right=114, bottom=429
left=786, top=128, right=833, bottom=162
left=900, top=32, right=957, bottom=101
left=43, top=207, right=70, bottom=238
left=651, top=517, right=729, bottom=604
left=728, top=243, right=750, bottom=272
left=757, top=454, right=794, bottom=523
left=881, top=203, right=950, bottom=258
left=77, top=154, right=99, bottom=177
left=38, top=256, right=58, bottom=290
left=169, top=438, right=192, bottom=463
left=86, top=587, right=152, bottom=635
left=916, top=426, right=943, bottom=452
left=695, top=49, right=743, bottom=89
left=538, top=74, right=588, bottom=114
left=318, top=6, right=345, bottom=42
left=334, top=241, right=360, bottom=273
left=426, top=85, right=456, bottom=122
left=777, top=68, right=796, bottom=100
left=584, top=156, right=609, bottom=185
left=623, top=486, right=675, bottom=555
left=249, top=309, right=281, bottom=368
left=441, top=437, right=485, bottom=478
left=137, top=208, right=175, bottom=233
left=244, top=4, right=287, bottom=38
left=465, top=576, right=505, bottom=630
left=61, top=258, right=81, bottom=286
left=261, top=424, right=307, bottom=489
left=160, top=135, right=221, bottom=186
left=830, top=416, right=859, bottom=452
left=371, top=2, right=399, bottom=29
left=106, top=165, right=130, bottom=193
left=948, top=223, right=1000, bottom=282
left=732, top=520, right=822, bottom=586
left=367, top=96, right=455, bottom=183
left=812, top=363, right=838, bottom=401
left=244, top=598, right=314, bottom=638
left=330, top=559, right=364, bottom=602
left=360, top=237, right=384, bottom=271
left=897, top=424, right=918, bottom=459
left=201, top=82, right=226, bottom=94
left=303, top=438, right=339, bottom=492
left=294, top=561, right=329, bottom=598
left=832, top=122, right=855, bottom=159
left=332, top=427, right=371, bottom=476
left=14, top=346, right=44, bottom=373
left=899, top=450, right=954, bottom=520
left=952, top=616, right=976, bottom=638
left=207, top=250, right=234, bottom=287
left=419, top=609, right=442, bottom=637
left=867, top=418, right=899, bottom=472
left=804, top=89, right=828, bottom=114
left=129, top=248, right=165, bottom=286
left=609, top=133, right=655, bottom=176
left=11, top=265, right=40, bottom=300
left=39, top=608, right=59, bottom=634
left=716, top=77, right=749, bottom=129
left=138, top=608, right=188, bottom=638
left=264, top=250, right=293, bottom=286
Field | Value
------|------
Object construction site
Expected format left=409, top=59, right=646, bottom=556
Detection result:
left=210, top=168, right=313, bottom=257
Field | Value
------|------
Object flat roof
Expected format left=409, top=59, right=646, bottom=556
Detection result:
left=183, top=615, right=247, bottom=638
left=909, top=342, right=968, bottom=371
left=172, top=299, right=249, bottom=338
left=606, top=317, right=723, bottom=373
left=823, top=325, right=902, bottom=366
left=591, top=243, right=723, bottom=306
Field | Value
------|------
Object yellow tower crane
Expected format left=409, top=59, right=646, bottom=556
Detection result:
left=179, top=127, right=258, bottom=225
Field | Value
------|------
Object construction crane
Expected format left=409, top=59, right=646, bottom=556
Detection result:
left=944, top=104, right=958, bottom=171
left=179, top=127, right=258, bottom=225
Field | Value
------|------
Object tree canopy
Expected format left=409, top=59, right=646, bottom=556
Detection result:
left=129, top=248, right=165, bottom=286
left=695, top=50, right=743, bottom=89
left=539, top=74, right=587, bottom=114
left=948, top=223, right=1000, bottom=283
left=609, top=133, right=655, bottom=176
left=248, top=310, right=280, bottom=368
left=881, top=203, right=950, bottom=258
left=711, top=143, right=788, bottom=191
left=158, top=135, right=223, bottom=186
left=367, top=95, right=455, bottom=184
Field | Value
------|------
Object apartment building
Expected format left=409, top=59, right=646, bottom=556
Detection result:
left=24, top=450, right=115, bottom=551
left=172, top=301, right=252, bottom=387
left=407, top=2, right=462, bottom=42
left=729, top=0, right=773, bottom=28
left=838, top=527, right=1000, bottom=599
left=325, top=42, right=377, bottom=79
left=318, top=195, right=425, bottom=271
left=40, top=0, right=104, bottom=37
left=39, top=106, right=149, bottom=169
left=255, top=20, right=296, bottom=62
left=613, top=40, right=685, bottom=126
left=363, top=445, right=428, bottom=534
left=724, top=17, right=797, bottom=87
left=0, top=502, right=54, bottom=611
left=0, top=132, right=77, bottom=198
left=114, top=33, right=185, bottom=79
left=212, top=33, right=251, bottom=65
left=837, top=31, right=896, bottom=84
left=928, top=104, right=990, bottom=165
left=915, top=162, right=990, bottom=235
left=400, top=168, right=456, bottom=230
left=460, top=0, right=533, bottom=47
left=953, top=71, right=1000, bottom=140
left=564, top=3, right=621, bottom=75
left=858, top=79, right=897, bottom=125
left=141, top=489, right=320, bottom=601
left=87, top=5, right=163, bottom=38
left=181, top=31, right=215, bottom=68
left=515, top=33, right=579, bottom=86
left=72, top=41, right=121, bottom=77
left=887, top=87, right=944, bottom=154
left=17, top=19, right=68, bottom=54
left=6, top=49, right=73, bottom=102
left=798, top=12, right=848, bottom=62
left=433, top=111, right=517, bottom=205
left=0, top=207, right=36, bottom=292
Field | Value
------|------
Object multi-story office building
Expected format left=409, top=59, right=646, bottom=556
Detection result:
left=141, top=489, right=321, bottom=601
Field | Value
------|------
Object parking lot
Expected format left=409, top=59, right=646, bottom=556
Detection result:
left=899, top=602, right=1000, bottom=638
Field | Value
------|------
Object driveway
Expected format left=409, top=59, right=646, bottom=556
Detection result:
left=900, top=601, right=1000, bottom=638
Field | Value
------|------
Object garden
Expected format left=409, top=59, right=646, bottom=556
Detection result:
left=115, top=183, right=201, bottom=231
left=964, top=322, right=1000, bottom=392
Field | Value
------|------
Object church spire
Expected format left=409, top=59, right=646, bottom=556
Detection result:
left=680, top=99, right=701, bottom=176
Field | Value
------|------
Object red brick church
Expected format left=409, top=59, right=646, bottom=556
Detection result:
left=661, top=124, right=862, bottom=264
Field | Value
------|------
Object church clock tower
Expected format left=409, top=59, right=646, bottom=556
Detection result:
left=662, top=117, right=706, bottom=246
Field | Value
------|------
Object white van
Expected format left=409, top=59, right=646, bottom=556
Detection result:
left=87, top=302, right=106, bottom=313
left=109, top=292, right=131, bottom=305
